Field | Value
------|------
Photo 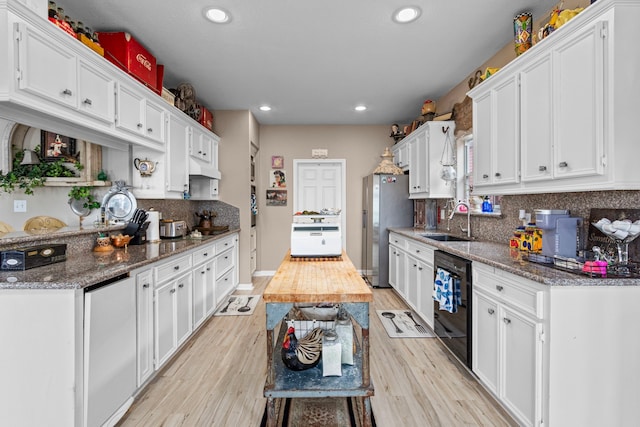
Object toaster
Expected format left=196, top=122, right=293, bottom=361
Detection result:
left=160, top=220, right=187, bottom=239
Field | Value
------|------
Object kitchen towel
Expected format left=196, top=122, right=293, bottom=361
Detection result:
left=434, top=268, right=461, bottom=313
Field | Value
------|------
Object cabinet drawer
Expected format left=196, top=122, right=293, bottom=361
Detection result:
left=389, top=233, right=408, bottom=250
left=155, top=255, right=192, bottom=285
left=192, top=244, right=215, bottom=266
left=215, top=249, right=233, bottom=277
left=215, top=235, right=235, bottom=253
left=473, top=263, right=545, bottom=319
left=407, top=240, right=434, bottom=264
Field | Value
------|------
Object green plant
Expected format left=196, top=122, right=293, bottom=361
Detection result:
left=0, top=146, right=82, bottom=195
left=68, top=186, right=101, bottom=210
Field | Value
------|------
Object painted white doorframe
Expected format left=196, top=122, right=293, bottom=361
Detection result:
left=293, top=159, right=347, bottom=248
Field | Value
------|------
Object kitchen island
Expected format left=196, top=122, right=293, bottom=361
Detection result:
left=263, top=251, right=374, bottom=427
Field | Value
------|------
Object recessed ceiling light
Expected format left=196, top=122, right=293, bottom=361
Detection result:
left=204, top=7, right=231, bottom=24
left=392, top=6, right=421, bottom=24
left=354, top=105, right=367, bottom=112
left=259, top=105, right=272, bottom=112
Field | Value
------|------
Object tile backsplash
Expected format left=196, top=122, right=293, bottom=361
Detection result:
left=439, top=190, right=640, bottom=248
left=136, top=200, right=239, bottom=231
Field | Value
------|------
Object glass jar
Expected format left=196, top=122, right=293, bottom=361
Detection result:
left=322, top=328, right=342, bottom=377
left=335, top=307, right=354, bottom=365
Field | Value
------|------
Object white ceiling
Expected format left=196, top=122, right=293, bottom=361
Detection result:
left=59, top=0, right=556, bottom=125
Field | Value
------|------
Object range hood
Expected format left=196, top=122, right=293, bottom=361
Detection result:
left=189, top=158, right=221, bottom=179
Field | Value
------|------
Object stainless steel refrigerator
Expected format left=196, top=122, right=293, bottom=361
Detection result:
left=362, top=174, right=413, bottom=287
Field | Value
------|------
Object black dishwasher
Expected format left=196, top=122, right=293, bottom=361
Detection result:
left=433, top=250, right=472, bottom=369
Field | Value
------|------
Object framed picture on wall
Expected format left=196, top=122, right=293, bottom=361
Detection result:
left=270, top=169, right=287, bottom=188
left=271, top=155, right=284, bottom=169
left=266, top=189, right=287, bottom=206
left=41, top=131, right=79, bottom=163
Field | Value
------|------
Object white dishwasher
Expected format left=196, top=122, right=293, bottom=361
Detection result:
left=84, top=273, right=137, bottom=427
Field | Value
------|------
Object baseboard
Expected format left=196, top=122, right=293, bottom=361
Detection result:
left=236, top=282, right=254, bottom=291
left=253, top=270, right=276, bottom=277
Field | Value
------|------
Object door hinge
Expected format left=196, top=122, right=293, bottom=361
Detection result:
left=539, top=330, right=545, bottom=342
left=15, top=68, right=22, bottom=81
left=600, top=22, right=608, bottom=39
left=601, top=155, right=607, bottom=167
left=14, top=24, right=22, bottom=42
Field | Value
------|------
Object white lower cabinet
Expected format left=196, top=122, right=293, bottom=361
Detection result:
left=472, top=262, right=545, bottom=427
left=135, top=268, right=154, bottom=387
left=192, top=244, right=216, bottom=329
left=388, top=232, right=435, bottom=328
left=154, top=254, right=194, bottom=369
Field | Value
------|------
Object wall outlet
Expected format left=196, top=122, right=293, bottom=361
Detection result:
left=14, top=200, right=27, bottom=212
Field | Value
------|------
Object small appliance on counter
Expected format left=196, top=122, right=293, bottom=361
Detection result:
left=160, top=220, right=187, bottom=239
left=1, top=244, right=67, bottom=270
left=290, top=222, right=342, bottom=257
left=534, top=209, right=582, bottom=262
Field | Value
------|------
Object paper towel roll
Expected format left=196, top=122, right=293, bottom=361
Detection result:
left=146, top=210, right=160, bottom=242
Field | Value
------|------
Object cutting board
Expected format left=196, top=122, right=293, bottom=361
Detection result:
left=587, top=208, right=640, bottom=262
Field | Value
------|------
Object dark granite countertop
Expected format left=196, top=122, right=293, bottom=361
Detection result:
left=0, top=229, right=239, bottom=290
left=389, top=228, right=640, bottom=286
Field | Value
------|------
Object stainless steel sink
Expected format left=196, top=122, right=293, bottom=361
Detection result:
left=421, top=234, right=470, bottom=242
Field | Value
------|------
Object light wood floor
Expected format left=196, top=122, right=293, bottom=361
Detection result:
left=117, top=276, right=516, bottom=427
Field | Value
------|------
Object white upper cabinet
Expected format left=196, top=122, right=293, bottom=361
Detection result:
left=472, top=75, right=519, bottom=189
left=406, top=121, right=456, bottom=199
left=77, top=59, right=115, bottom=123
left=469, top=0, right=640, bottom=194
left=115, top=83, right=165, bottom=146
left=15, top=22, right=77, bottom=109
left=1, top=0, right=221, bottom=157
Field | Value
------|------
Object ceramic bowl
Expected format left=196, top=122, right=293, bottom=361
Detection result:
left=110, top=234, right=132, bottom=248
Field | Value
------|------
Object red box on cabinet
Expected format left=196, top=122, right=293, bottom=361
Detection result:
left=199, top=106, right=213, bottom=130
left=96, top=31, right=157, bottom=92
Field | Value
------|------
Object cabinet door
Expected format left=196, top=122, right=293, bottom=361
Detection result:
left=145, top=100, right=165, bottom=144
left=116, top=84, right=145, bottom=135
left=492, top=76, right=519, bottom=185
left=472, top=291, right=499, bottom=395
left=136, top=269, right=154, bottom=386
left=396, top=250, right=407, bottom=299
left=408, top=136, right=427, bottom=197
left=388, top=248, right=398, bottom=288
left=501, top=306, right=542, bottom=427
left=553, top=20, right=606, bottom=180
left=192, top=265, right=207, bottom=328
left=175, top=274, right=193, bottom=347
left=154, top=281, right=176, bottom=368
left=78, top=60, right=115, bottom=123
left=520, top=54, right=553, bottom=182
left=392, top=141, right=408, bottom=170
left=406, top=255, right=419, bottom=310
left=472, top=91, right=493, bottom=187
left=416, top=260, right=434, bottom=329
left=166, top=114, right=190, bottom=193
left=16, top=23, right=77, bottom=109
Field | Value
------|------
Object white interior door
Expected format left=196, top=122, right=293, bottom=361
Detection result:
left=294, top=159, right=346, bottom=246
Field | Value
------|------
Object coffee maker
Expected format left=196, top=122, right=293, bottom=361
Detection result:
left=534, top=209, right=582, bottom=259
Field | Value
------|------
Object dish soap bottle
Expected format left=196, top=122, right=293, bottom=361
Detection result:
left=482, top=196, right=493, bottom=213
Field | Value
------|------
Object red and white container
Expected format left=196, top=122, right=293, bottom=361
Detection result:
left=96, top=31, right=158, bottom=93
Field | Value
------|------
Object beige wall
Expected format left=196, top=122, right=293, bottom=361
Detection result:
left=257, top=125, right=391, bottom=271
left=214, top=110, right=253, bottom=284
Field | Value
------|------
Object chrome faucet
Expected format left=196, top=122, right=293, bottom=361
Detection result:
left=448, top=199, right=471, bottom=238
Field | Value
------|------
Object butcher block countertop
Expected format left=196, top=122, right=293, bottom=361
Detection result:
left=263, top=251, right=373, bottom=304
